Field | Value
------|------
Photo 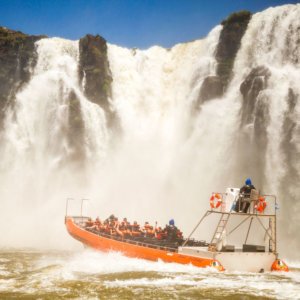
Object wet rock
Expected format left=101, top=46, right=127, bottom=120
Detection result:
left=216, top=11, right=252, bottom=90
left=281, top=88, right=298, bottom=178
left=0, top=27, right=45, bottom=126
left=67, top=90, right=85, bottom=163
left=198, top=76, right=223, bottom=103
left=79, top=34, right=115, bottom=127
left=240, top=66, right=271, bottom=125
left=236, top=66, right=271, bottom=188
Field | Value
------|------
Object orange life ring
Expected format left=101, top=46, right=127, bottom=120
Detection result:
left=210, top=193, right=222, bottom=209
left=255, top=196, right=267, bottom=213
left=210, top=260, right=225, bottom=271
left=271, top=259, right=289, bottom=272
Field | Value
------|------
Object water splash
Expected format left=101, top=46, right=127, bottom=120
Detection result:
left=0, top=249, right=299, bottom=299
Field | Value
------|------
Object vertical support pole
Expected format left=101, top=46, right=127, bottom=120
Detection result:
left=80, top=199, right=84, bottom=218
left=182, top=211, right=210, bottom=247
left=65, top=198, right=73, bottom=217
left=80, top=199, right=89, bottom=224
left=274, top=196, right=277, bottom=253
left=270, top=216, right=276, bottom=253
left=65, top=199, right=69, bottom=217
left=244, top=217, right=253, bottom=244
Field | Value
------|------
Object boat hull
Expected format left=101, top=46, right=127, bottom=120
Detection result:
left=66, top=217, right=214, bottom=268
left=216, top=252, right=276, bottom=272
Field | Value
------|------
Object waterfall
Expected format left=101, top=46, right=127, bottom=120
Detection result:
left=0, top=38, right=108, bottom=248
left=0, top=4, right=299, bottom=259
left=227, top=4, right=300, bottom=257
left=105, top=26, right=224, bottom=234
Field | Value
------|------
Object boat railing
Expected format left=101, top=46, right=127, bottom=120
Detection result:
left=183, top=191, right=278, bottom=252
left=68, top=217, right=209, bottom=253
left=84, top=226, right=179, bottom=253
left=65, top=198, right=90, bottom=224
left=70, top=216, right=91, bottom=225
left=209, top=191, right=277, bottom=216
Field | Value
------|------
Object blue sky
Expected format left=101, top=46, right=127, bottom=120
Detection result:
left=0, top=0, right=298, bottom=48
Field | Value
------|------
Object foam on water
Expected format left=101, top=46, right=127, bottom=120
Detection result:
left=0, top=0, right=299, bottom=269
left=35, top=249, right=209, bottom=276
left=0, top=249, right=300, bottom=299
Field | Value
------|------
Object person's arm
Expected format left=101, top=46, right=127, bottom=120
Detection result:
left=240, top=186, right=246, bottom=194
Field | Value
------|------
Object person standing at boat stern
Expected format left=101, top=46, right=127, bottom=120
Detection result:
left=165, top=219, right=179, bottom=242
left=235, top=178, right=256, bottom=213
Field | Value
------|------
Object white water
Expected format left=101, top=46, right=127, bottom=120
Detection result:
left=105, top=26, right=224, bottom=232
left=1, top=249, right=299, bottom=299
left=0, top=38, right=108, bottom=248
left=0, top=4, right=299, bottom=264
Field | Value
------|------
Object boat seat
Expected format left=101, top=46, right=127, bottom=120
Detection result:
left=221, top=245, right=235, bottom=252
left=243, top=244, right=265, bottom=252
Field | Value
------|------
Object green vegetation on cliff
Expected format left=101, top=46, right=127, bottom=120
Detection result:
left=221, top=10, right=252, bottom=26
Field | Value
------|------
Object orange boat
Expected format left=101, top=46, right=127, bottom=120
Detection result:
left=65, top=188, right=289, bottom=273
left=65, top=216, right=222, bottom=270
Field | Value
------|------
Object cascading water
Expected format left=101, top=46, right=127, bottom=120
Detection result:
left=0, top=4, right=299, bottom=262
left=0, top=25, right=223, bottom=248
left=104, top=26, right=224, bottom=233
left=0, top=38, right=108, bottom=248
left=227, top=4, right=300, bottom=257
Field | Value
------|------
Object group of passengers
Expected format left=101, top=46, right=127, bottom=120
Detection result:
left=84, top=215, right=183, bottom=242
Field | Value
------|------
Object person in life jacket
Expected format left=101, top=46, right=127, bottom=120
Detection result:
left=164, top=219, right=180, bottom=242
left=117, top=217, right=132, bottom=238
left=131, top=221, right=142, bottom=237
left=176, top=229, right=183, bottom=240
left=103, top=219, right=111, bottom=235
left=235, top=178, right=256, bottom=213
left=142, top=222, right=155, bottom=237
left=108, top=216, right=118, bottom=236
left=85, top=218, right=94, bottom=228
left=115, top=223, right=124, bottom=237
left=90, top=217, right=102, bottom=231
left=155, top=226, right=166, bottom=240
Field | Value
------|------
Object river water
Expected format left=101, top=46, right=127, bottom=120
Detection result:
left=0, top=249, right=299, bottom=299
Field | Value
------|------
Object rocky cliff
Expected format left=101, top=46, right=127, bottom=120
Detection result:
left=216, top=11, right=252, bottom=87
left=0, top=27, right=45, bottom=126
left=79, top=34, right=116, bottom=127
left=0, top=28, right=116, bottom=129
left=1, top=11, right=252, bottom=125
left=198, top=11, right=252, bottom=104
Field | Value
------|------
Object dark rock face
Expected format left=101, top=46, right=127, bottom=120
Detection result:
left=279, top=89, right=299, bottom=240
left=216, top=11, right=252, bottom=89
left=79, top=34, right=115, bottom=126
left=235, top=66, right=271, bottom=188
left=198, top=76, right=223, bottom=103
left=196, top=11, right=252, bottom=108
left=68, top=90, right=85, bottom=162
left=281, top=88, right=299, bottom=180
left=0, top=27, right=45, bottom=125
left=240, top=66, right=271, bottom=125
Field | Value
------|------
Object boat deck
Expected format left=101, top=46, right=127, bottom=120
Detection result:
left=73, top=219, right=209, bottom=253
